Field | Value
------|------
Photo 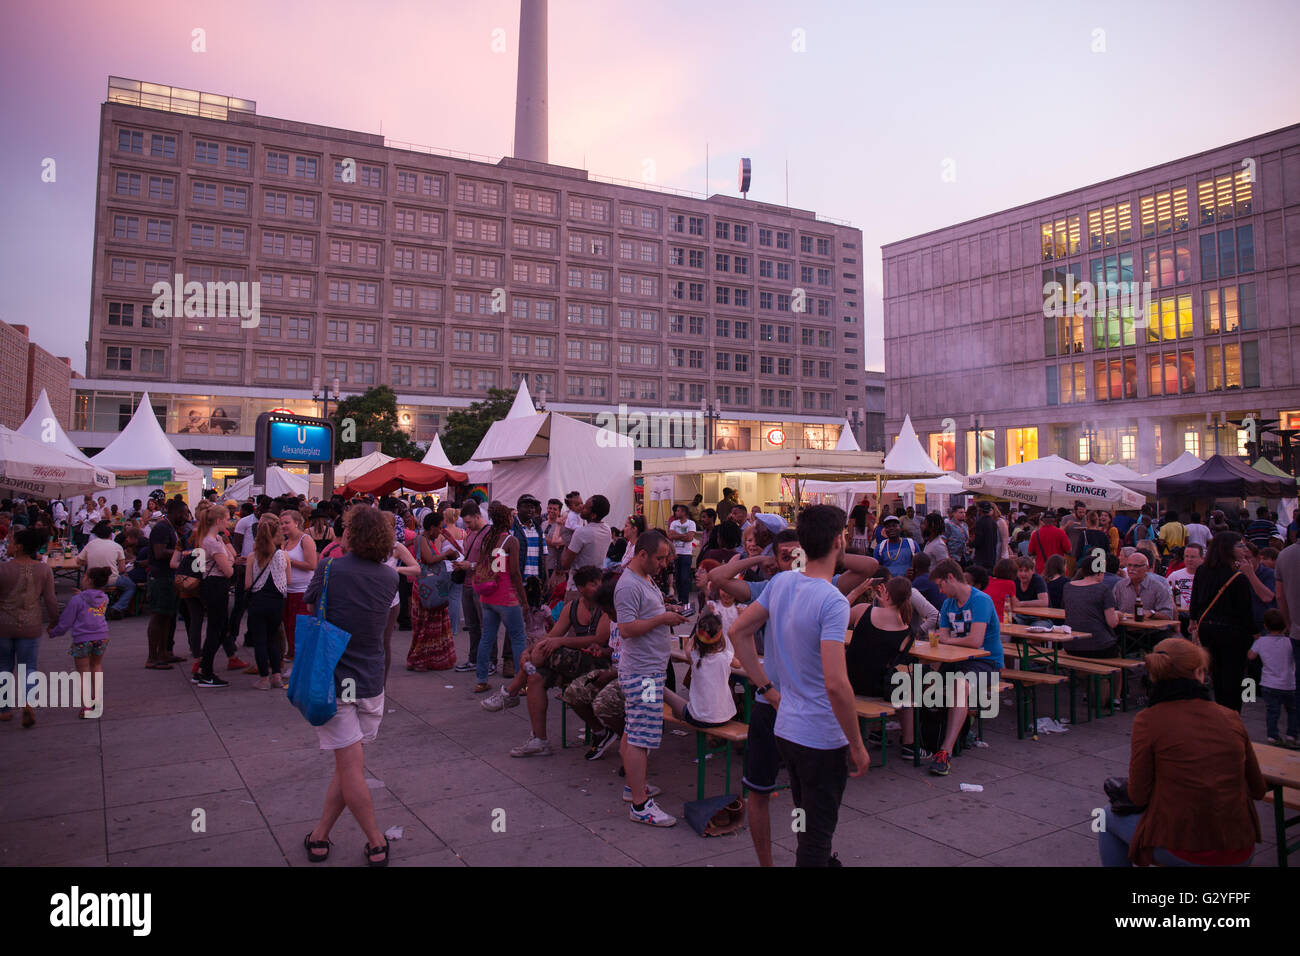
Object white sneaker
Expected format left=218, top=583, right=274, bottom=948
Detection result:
left=621, top=783, right=662, bottom=803
left=509, top=735, right=553, bottom=758
left=628, top=797, right=676, bottom=827
left=481, top=685, right=521, bottom=712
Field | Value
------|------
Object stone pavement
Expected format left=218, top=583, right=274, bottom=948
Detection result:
left=0, top=609, right=1284, bottom=868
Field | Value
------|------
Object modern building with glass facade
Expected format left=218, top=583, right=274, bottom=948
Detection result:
left=73, top=77, right=866, bottom=482
left=882, top=123, right=1300, bottom=475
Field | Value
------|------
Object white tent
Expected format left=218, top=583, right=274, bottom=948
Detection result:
left=1119, top=451, right=1204, bottom=498
left=0, top=426, right=116, bottom=499
left=475, top=410, right=634, bottom=522
left=421, top=434, right=454, bottom=468
left=221, top=466, right=308, bottom=501
left=16, top=389, right=93, bottom=464
left=964, top=455, right=1145, bottom=510
left=882, top=415, right=944, bottom=476
left=89, top=392, right=203, bottom=506
left=334, top=449, right=395, bottom=486
left=1089, top=461, right=1145, bottom=484
left=835, top=420, right=861, bottom=451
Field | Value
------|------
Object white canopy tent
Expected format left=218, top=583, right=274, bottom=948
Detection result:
left=474, top=407, right=634, bottom=522
left=964, top=455, right=1145, bottom=510
left=0, top=426, right=116, bottom=499
left=1118, top=451, right=1204, bottom=498
left=221, top=466, right=308, bottom=501
left=334, top=450, right=395, bottom=486
left=420, top=434, right=455, bottom=469
left=834, top=420, right=861, bottom=451
left=16, top=389, right=94, bottom=464
left=89, top=392, right=202, bottom=506
left=882, top=415, right=945, bottom=477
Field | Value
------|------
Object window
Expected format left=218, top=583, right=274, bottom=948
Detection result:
left=224, top=145, right=249, bottom=170
left=105, top=345, right=131, bottom=370
left=689, top=216, right=704, bottom=236
left=295, top=156, right=318, bottom=180
left=801, top=236, right=814, bottom=254
left=139, top=348, right=165, bottom=373
left=1198, top=171, right=1253, bottom=225
left=776, top=231, right=790, bottom=250
left=759, top=228, right=772, bottom=247
left=715, top=221, right=730, bottom=241
left=715, top=253, right=730, bottom=273
left=689, top=250, right=704, bottom=269
left=193, top=140, right=219, bottom=164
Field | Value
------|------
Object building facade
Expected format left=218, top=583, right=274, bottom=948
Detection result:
left=0, top=320, right=75, bottom=430
left=882, top=124, right=1300, bottom=475
left=76, top=77, right=866, bottom=476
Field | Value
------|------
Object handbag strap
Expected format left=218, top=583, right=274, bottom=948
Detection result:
left=251, top=552, right=276, bottom=593
left=1193, top=571, right=1242, bottom=635
left=317, top=558, right=333, bottom=620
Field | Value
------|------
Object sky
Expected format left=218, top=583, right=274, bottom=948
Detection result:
left=2, top=0, right=1297, bottom=375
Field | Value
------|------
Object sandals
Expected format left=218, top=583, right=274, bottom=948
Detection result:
left=365, top=840, right=390, bottom=867
left=304, top=833, right=331, bottom=863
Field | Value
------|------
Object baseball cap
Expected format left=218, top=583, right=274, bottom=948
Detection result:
left=754, top=512, right=787, bottom=534
left=882, top=515, right=901, bottom=525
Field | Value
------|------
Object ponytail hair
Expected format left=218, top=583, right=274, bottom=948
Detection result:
left=884, top=576, right=913, bottom=628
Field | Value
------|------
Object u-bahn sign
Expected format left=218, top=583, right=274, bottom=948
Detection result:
left=254, top=411, right=335, bottom=497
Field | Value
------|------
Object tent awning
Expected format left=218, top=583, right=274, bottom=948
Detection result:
left=1156, top=454, right=1297, bottom=498
left=338, top=459, right=468, bottom=498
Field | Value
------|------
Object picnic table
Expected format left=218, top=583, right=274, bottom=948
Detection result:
left=1014, top=604, right=1172, bottom=657
left=1002, top=622, right=1079, bottom=719
left=43, top=554, right=83, bottom=588
left=1254, top=742, right=1300, bottom=868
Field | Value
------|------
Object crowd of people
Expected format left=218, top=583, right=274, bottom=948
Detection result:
left=1, top=482, right=1296, bottom=868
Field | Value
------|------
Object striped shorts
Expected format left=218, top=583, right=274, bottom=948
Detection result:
left=618, top=672, right=665, bottom=750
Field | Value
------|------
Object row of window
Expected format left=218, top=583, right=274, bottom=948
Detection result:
left=1045, top=282, right=1258, bottom=355
left=1046, top=341, right=1260, bottom=404
left=1040, top=172, right=1254, bottom=261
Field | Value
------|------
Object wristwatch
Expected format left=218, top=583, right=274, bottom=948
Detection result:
left=755, top=683, right=773, bottom=697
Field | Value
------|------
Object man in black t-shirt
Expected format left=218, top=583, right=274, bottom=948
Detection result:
left=971, top=502, right=999, bottom=570
left=145, top=499, right=188, bottom=669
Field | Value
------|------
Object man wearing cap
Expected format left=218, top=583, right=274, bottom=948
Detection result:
left=510, top=494, right=547, bottom=592
left=873, top=515, right=920, bottom=577
left=753, top=512, right=787, bottom=555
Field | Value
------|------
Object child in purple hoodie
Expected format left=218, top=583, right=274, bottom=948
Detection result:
left=50, top=566, right=110, bottom=718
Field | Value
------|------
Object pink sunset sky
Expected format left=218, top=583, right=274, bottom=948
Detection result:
left=2, top=0, right=1297, bottom=374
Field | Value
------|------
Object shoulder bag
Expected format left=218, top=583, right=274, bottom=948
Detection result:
left=1187, top=571, right=1242, bottom=644
left=173, top=549, right=203, bottom=600
left=286, top=558, right=353, bottom=726
left=416, top=532, right=452, bottom=610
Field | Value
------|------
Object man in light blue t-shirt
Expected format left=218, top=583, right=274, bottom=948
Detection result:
left=731, top=505, right=866, bottom=868
left=929, top=558, right=1003, bottom=778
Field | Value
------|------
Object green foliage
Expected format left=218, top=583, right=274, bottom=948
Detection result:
left=332, top=386, right=420, bottom=461
left=440, top=387, right=517, bottom=464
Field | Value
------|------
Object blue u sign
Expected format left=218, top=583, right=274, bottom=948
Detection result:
left=269, top=421, right=330, bottom=462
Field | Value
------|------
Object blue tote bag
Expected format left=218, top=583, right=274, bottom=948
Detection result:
left=287, top=558, right=352, bottom=726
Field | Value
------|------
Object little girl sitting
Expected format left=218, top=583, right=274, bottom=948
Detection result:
left=663, top=611, right=736, bottom=728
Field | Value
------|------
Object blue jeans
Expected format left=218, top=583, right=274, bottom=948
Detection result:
left=674, top=554, right=693, bottom=604
left=0, top=638, right=40, bottom=713
left=447, top=581, right=463, bottom=635
left=111, top=574, right=137, bottom=612
left=1097, top=808, right=1253, bottom=867
left=1262, top=686, right=1298, bottom=740
left=476, top=602, right=527, bottom=683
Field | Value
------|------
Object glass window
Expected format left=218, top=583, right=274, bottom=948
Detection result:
left=1237, top=225, right=1254, bottom=272
left=1218, top=228, right=1235, bottom=278
left=1200, top=234, right=1216, bottom=280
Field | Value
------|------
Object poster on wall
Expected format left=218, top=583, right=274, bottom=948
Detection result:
left=177, top=404, right=241, bottom=435
left=162, top=481, right=188, bottom=504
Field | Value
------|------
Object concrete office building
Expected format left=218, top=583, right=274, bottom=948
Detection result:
left=73, top=67, right=865, bottom=481
left=0, top=320, right=76, bottom=430
left=882, top=123, right=1300, bottom=476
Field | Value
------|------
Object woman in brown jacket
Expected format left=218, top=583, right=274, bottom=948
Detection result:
left=1099, top=636, right=1266, bottom=866
left=0, top=528, right=61, bottom=727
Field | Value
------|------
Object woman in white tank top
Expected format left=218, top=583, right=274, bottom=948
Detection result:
left=279, top=510, right=317, bottom=661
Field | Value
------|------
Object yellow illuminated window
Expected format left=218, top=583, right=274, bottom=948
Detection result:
left=1177, top=294, right=1193, bottom=337
left=1198, top=180, right=1215, bottom=225
left=1215, top=175, right=1234, bottom=221
left=1140, top=195, right=1156, bottom=239
left=1068, top=216, right=1081, bottom=255
left=1088, top=209, right=1103, bottom=250
left=1007, top=427, right=1039, bottom=463
left=1204, top=288, right=1220, bottom=333
left=1156, top=191, right=1172, bottom=234
left=1054, top=219, right=1068, bottom=260
left=1041, top=222, right=1053, bottom=262
left=1207, top=344, right=1223, bottom=390
left=1074, top=362, right=1087, bottom=402
left=1102, top=206, right=1117, bottom=247
left=1233, top=169, right=1253, bottom=215
left=1172, top=187, right=1189, bottom=231
left=1160, top=297, right=1176, bottom=341
left=1225, top=343, right=1242, bottom=389
left=1117, top=201, right=1132, bottom=242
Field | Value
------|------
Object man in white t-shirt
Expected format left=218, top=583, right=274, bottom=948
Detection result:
left=80, top=520, right=135, bottom=618
left=1167, top=541, right=1202, bottom=613
left=563, top=495, right=612, bottom=590
left=1183, top=512, right=1212, bottom=552
left=667, top=504, right=697, bottom=604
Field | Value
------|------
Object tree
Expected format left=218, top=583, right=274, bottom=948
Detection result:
left=441, top=387, right=517, bottom=464
left=331, top=385, right=420, bottom=461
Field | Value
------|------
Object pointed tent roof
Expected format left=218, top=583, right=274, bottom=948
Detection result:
left=507, top=379, right=537, bottom=419
left=1117, top=451, right=1203, bottom=497
left=221, top=466, right=308, bottom=501
left=1157, top=454, right=1297, bottom=498
left=834, top=420, right=860, bottom=451
left=421, top=433, right=455, bottom=469
left=335, top=449, right=396, bottom=485
left=89, top=392, right=202, bottom=479
left=1253, top=458, right=1292, bottom=479
left=882, top=415, right=943, bottom=476
left=1089, top=461, right=1144, bottom=482
left=16, top=389, right=91, bottom=463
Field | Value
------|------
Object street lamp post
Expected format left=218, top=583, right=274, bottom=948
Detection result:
left=969, top=414, right=983, bottom=474
left=311, top=377, right=341, bottom=420
left=699, top=399, right=721, bottom=454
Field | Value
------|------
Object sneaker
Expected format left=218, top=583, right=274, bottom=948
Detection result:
left=270, top=674, right=285, bottom=689
left=192, top=673, right=230, bottom=688
left=929, top=750, right=951, bottom=776
left=901, top=742, right=932, bottom=760
left=227, top=656, right=250, bottom=670
left=622, top=783, right=663, bottom=803
left=481, top=685, right=521, bottom=712
left=509, top=735, right=553, bottom=758
left=628, top=797, right=676, bottom=827
left=487, top=664, right=497, bottom=677
left=454, top=660, right=476, bottom=673
left=1267, top=736, right=1284, bottom=746
left=585, top=729, right=620, bottom=761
